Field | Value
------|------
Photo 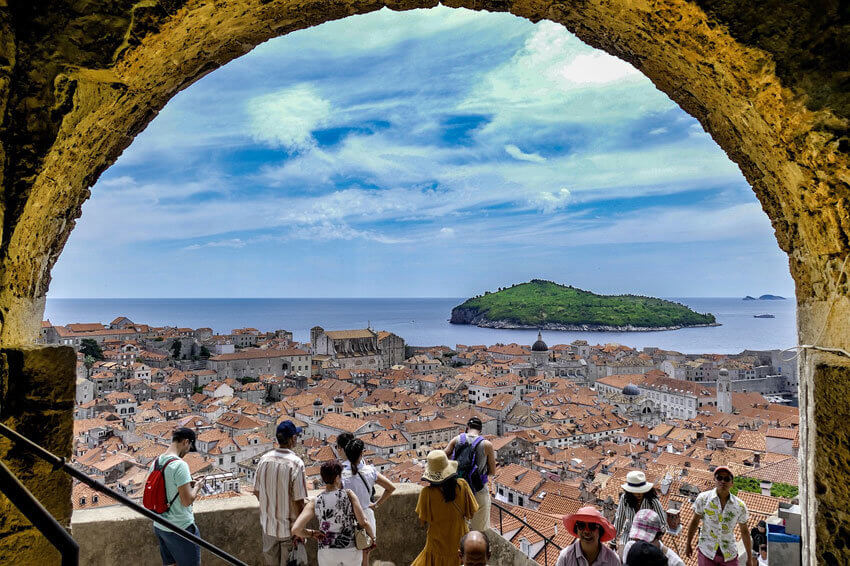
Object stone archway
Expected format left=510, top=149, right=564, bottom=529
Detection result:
left=0, top=1, right=848, bottom=564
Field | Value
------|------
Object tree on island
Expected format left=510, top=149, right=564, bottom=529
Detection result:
left=80, top=339, right=104, bottom=361
left=170, top=340, right=182, bottom=359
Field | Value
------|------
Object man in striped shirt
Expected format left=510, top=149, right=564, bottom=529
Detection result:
left=253, top=420, right=308, bottom=566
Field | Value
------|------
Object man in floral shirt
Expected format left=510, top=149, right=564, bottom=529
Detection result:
left=685, top=466, right=753, bottom=566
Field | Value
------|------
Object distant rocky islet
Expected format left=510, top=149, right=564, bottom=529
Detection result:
left=450, top=279, right=719, bottom=332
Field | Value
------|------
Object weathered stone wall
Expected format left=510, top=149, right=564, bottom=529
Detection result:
left=0, top=1, right=848, bottom=565
left=71, top=485, right=537, bottom=566
left=811, top=362, right=850, bottom=565
left=0, top=346, right=75, bottom=565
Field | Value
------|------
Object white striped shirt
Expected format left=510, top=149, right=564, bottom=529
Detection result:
left=254, top=448, right=308, bottom=538
left=613, top=494, right=667, bottom=547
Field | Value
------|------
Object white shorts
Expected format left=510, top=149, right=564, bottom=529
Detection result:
left=318, top=548, right=361, bottom=566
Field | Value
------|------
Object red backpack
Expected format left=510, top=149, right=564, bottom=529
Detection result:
left=143, top=456, right=180, bottom=513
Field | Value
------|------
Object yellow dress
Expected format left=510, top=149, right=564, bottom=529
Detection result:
left=411, top=478, right=479, bottom=566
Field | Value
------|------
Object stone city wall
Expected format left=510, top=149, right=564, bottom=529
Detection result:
left=71, top=484, right=538, bottom=566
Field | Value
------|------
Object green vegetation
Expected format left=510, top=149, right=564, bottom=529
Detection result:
left=731, top=476, right=798, bottom=499
left=199, top=345, right=211, bottom=359
left=80, top=339, right=104, bottom=361
left=170, top=340, right=182, bottom=358
left=770, top=482, right=799, bottom=499
left=452, top=280, right=715, bottom=328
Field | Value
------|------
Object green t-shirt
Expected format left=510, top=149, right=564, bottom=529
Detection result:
left=151, top=454, right=194, bottom=532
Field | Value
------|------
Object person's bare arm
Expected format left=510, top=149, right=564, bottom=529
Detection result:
left=372, top=473, right=396, bottom=508
left=739, top=522, right=753, bottom=564
left=178, top=476, right=204, bottom=507
left=445, top=437, right=457, bottom=456
left=347, top=490, right=376, bottom=540
left=291, top=497, right=305, bottom=519
left=291, top=499, right=316, bottom=539
left=685, top=514, right=701, bottom=557
left=484, top=440, right=496, bottom=476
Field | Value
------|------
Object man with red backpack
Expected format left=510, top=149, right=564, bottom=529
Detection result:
left=145, top=427, right=205, bottom=566
left=446, top=417, right=496, bottom=531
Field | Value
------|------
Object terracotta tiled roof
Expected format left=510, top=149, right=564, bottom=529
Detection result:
left=766, top=427, right=798, bottom=440
left=403, top=418, right=457, bottom=434
left=318, top=413, right=372, bottom=434
left=492, top=464, right=545, bottom=496
left=325, top=330, right=375, bottom=339
left=209, top=348, right=308, bottom=361
left=535, top=492, right=583, bottom=516
left=735, top=490, right=783, bottom=514
left=744, top=457, right=799, bottom=486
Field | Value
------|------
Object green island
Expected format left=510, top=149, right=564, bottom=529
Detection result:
left=450, top=279, right=717, bottom=331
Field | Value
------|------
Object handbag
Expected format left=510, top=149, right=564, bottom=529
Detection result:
left=346, top=488, right=373, bottom=550
left=355, top=526, right=373, bottom=550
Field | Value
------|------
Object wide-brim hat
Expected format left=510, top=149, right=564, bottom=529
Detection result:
left=422, top=450, right=459, bottom=483
left=563, top=506, right=617, bottom=543
left=622, top=470, right=653, bottom=494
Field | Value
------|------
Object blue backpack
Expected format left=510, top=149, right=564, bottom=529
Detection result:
left=452, top=433, right=487, bottom=492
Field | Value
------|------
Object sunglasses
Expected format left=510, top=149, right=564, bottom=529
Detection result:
left=715, top=475, right=733, bottom=482
left=574, top=522, right=600, bottom=532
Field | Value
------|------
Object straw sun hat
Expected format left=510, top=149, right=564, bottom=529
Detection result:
left=421, top=450, right=459, bottom=483
left=621, top=470, right=653, bottom=494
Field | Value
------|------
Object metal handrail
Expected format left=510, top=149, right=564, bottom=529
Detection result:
left=0, top=459, right=79, bottom=566
left=0, top=422, right=248, bottom=566
left=492, top=500, right=562, bottom=565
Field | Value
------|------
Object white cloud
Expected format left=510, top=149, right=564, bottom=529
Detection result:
left=505, top=144, right=546, bottom=163
left=528, top=188, right=571, bottom=213
left=290, top=223, right=409, bottom=244
left=556, top=52, right=639, bottom=84
left=183, top=238, right=247, bottom=251
left=649, top=127, right=667, bottom=135
left=438, top=227, right=456, bottom=238
left=557, top=203, right=774, bottom=246
left=459, top=21, right=673, bottom=132
left=246, top=84, right=332, bottom=151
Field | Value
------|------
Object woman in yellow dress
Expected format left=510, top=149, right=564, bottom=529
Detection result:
left=412, top=450, right=479, bottom=566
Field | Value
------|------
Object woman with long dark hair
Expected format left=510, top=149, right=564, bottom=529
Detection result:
left=292, top=460, right=375, bottom=566
left=411, top=450, right=478, bottom=566
left=613, top=471, right=667, bottom=555
left=341, top=438, right=396, bottom=566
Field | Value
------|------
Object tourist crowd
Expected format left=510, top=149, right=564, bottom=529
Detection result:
left=147, top=418, right=762, bottom=566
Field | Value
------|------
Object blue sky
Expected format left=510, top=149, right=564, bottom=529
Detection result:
left=49, top=7, right=794, bottom=298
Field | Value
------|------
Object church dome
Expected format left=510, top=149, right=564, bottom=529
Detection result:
left=531, top=331, right=548, bottom=352
left=622, top=384, right=641, bottom=396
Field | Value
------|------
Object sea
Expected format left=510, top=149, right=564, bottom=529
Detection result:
left=43, top=297, right=796, bottom=354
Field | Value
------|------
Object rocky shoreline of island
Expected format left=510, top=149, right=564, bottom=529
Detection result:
left=449, top=307, right=721, bottom=332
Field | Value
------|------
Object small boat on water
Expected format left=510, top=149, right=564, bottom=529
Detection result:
left=753, top=314, right=775, bottom=318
